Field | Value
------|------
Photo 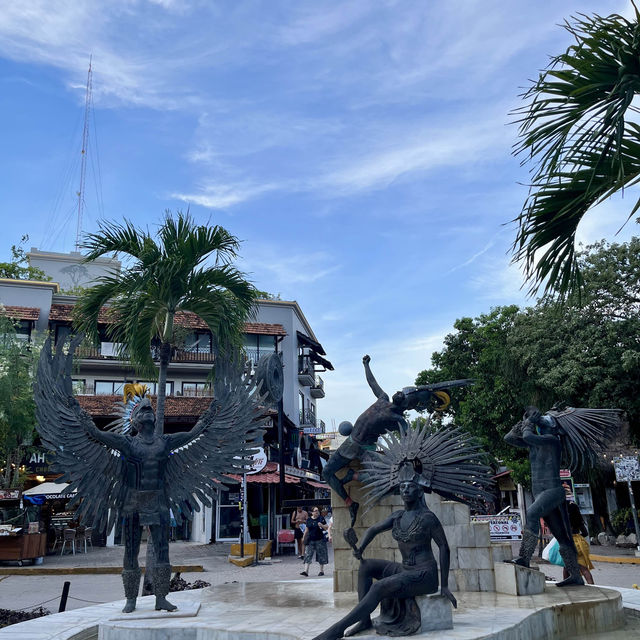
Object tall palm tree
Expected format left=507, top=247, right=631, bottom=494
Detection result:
left=74, top=212, right=258, bottom=435
left=511, top=6, right=640, bottom=296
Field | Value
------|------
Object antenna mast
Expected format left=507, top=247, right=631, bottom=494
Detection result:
left=75, top=57, right=92, bottom=251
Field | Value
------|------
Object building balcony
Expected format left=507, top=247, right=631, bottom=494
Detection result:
left=300, top=412, right=325, bottom=435
left=310, top=375, right=324, bottom=398
left=298, top=356, right=315, bottom=386
left=75, top=343, right=215, bottom=364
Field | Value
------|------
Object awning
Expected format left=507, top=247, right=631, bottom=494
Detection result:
left=296, top=331, right=326, bottom=356
left=303, top=479, right=327, bottom=489
left=309, top=352, right=334, bottom=371
left=23, top=482, right=76, bottom=496
left=226, top=472, right=301, bottom=484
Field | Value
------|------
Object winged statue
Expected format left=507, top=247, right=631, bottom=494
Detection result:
left=34, top=335, right=265, bottom=613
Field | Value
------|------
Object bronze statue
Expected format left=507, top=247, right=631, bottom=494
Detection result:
left=314, top=422, right=493, bottom=639
left=34, top=336, right=264, bottom=612
left=505, top=405, right=620, bottom=586
left=322, top=355, right=472, bottom=525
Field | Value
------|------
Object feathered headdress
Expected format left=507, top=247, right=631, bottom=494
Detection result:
left=360, top=419, right=494, bottom=509
left=548, top=406, right=622, bottom=471
left=105, top=383, right=150, bottom=434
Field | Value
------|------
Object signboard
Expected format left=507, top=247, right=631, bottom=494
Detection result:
left=282, top=464, right=321, bottom=482
left=21, top=449, right=54, bottom=475
left=0, top=489, right=20, bottom=500
left=471, top=513, right=522, bottom=540
left=302, top=426, right=324, bottom=435
left=613, top=456, right=640, bottom=482
left=246, top=448, right=267, bottom=475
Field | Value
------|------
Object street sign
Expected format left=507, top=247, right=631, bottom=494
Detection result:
left=302, top=426, right=324, bottom=435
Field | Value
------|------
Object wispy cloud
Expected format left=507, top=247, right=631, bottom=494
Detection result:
left=171, top=182, right=279, bottom=209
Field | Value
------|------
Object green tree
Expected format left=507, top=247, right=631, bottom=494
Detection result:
left=511, top=8, right=640, bottom=296
left=0, top=316, right=41, bottom=488
left=0, top=235, right=50, bottom=281
left=74, top=212, right=258, bottom=434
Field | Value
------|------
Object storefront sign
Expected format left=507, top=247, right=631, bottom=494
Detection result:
left=282, top=464, right=321, bottom=482
left=0, top=489, right=20, bottom=500
left=302, top=426, right=324, bottom=435
left=471, top=513, right=522, bottom=540
left=21, top=448, right=54, bottom=475
left=247, top=448, right=267, bottom=475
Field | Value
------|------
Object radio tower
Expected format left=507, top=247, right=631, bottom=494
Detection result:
left=75, top=57, right=92, bottom=251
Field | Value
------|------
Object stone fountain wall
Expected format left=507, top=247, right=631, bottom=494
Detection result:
left=331, top=463, right=512, bottom=593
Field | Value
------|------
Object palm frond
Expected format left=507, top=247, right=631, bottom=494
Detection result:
left=511, top=9, right=640, bottom=296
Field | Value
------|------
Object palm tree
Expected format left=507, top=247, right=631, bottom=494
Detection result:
left=511, top=6, right=640, bottom=296
left=74, top=212, right=258, bottom=434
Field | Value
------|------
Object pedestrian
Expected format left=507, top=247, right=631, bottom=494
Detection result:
left=300, top=507, right=329, bottom=577
left=563, top=483, right=595, bottom=584
left=291, top=505, right=308, bottom=559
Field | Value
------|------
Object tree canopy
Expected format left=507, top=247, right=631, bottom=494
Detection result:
left=417, top=239, right=640, bottom=484
left=0, top=236, right=49, bottom=282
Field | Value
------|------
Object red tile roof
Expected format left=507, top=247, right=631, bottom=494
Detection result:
left=76, top=394, right=278, bottom=419
left=77, top=394, right=213, bottom=417
left=49, top=304, right=286, bottom=336
left=0, top=305, right=40, bottom=321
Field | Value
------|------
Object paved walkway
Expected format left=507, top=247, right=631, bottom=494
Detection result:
left=0, top=541, right=333, bottom=612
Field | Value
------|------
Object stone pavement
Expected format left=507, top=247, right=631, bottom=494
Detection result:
left=0, top=541, right=332, bottom=612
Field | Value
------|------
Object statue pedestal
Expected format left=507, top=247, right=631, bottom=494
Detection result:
left=494, top=562, right=545, bottom=596
left=416, top=593, right=453, bottom=632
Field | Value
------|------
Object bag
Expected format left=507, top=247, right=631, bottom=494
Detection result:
left=547, top=538, right=564, bottom=567
left=541, top=537, right=555, bottom=561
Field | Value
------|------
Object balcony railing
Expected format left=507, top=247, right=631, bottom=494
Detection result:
left=75, top=342, right=215, bottom=363
left=310, top=374, right=324, bottom=398
left=298, top=356, right=315, bottom=386
left=299, top=409, right=317, bottom=427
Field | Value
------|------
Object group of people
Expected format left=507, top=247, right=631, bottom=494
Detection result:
left=291, top=505, right=333, bottom=577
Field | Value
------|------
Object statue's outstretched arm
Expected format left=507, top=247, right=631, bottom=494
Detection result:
left=167, top=421, right=206, bottom=450
left=355, top=513, right=394, bottom=558
left=362, top=355, right=388, bottom=400
left=83, top=415, right=129, bottom=454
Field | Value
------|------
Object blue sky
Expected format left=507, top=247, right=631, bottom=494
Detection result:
left=0, top=1, right=638, bottom=429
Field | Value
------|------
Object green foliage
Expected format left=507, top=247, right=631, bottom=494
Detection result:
left=610, top=507, right=634, bottom=536
left=0, top=317, right=42, bottom=488
left=0, top=236, right=50, bottom=282
left=511, top=8, right=640, bottom=296
left=416, top=239, right=640, bottom=483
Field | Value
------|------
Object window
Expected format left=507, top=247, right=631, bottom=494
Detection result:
left=72, top=379, right=86, bottom=395
left=185, top=331, right=212, bottom=354
left=182, top=382, right=212, bottom=397
left=137, top=381, right=174, bottom=396
left=244, top=334, right=277, bottom=364
left=95, top=380, right=125, bottom=395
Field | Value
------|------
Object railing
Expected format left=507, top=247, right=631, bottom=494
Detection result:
left=298, top=356, right=315, bottom=377
left=76, top=342, right=215, bottom=363
left=313, top=375, right=324, bottom=392
left=299, top=409, right=317, bottom=426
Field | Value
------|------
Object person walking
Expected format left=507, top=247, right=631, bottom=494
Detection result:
left=300, top=507, right=328, bottom=577
left=291, top=506, right=308, bottom=559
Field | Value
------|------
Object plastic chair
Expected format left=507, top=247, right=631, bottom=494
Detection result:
left=83, top=527, right=93, bottom=552
left=276, top=529, right=295, bottom=555
left=60, top=528, right=76, bottom=555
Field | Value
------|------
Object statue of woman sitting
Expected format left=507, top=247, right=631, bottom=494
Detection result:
left=313, top=424, right=493, bottom=640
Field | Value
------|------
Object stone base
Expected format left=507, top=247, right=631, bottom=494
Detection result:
left=494, top=562, right=545, bottom=596
left=416, top=593, right=453, bottom=632
left=1, top=580, right=625, bottom=640
left=108, top=601, right=201, bottom=621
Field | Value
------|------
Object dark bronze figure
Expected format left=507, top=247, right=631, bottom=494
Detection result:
left=505, top=405, right=620, bottom=586
left=322, top=355, right=472, bottom=525
left=314, top=422, right=493, bottom=639
left=34, top=336, right=264, bottom=612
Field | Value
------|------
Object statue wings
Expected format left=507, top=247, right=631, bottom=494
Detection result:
left=34, top=336, right=266, bottom=532
left=34, top=335, right=127, bottom=534
left=164, top=356, right=265, bottom=524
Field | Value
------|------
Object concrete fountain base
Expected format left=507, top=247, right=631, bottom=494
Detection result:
left=0, top=579, right=624, bottom=640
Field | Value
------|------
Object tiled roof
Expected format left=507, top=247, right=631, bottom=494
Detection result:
left=0, top=305, right=40, bottom=321
left=76, top=394, right=278, bottom=419
left=49, top=304, right=286, bottom=336
left=77, top=394, right=213, bottom=417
